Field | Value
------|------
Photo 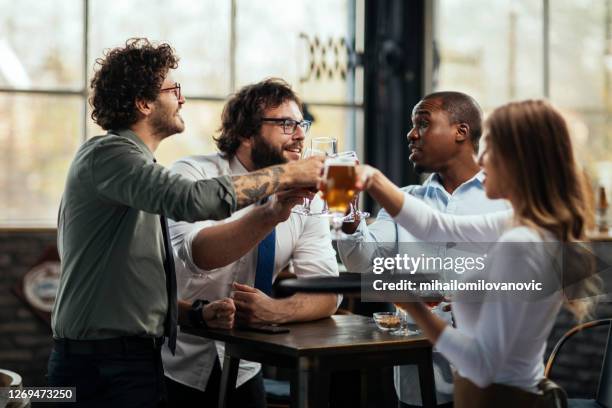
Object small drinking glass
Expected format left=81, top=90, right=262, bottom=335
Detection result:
left=391, top=304, right=420, bottom=336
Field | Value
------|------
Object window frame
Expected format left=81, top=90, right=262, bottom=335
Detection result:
left=0, top=0, right=364, bottom=228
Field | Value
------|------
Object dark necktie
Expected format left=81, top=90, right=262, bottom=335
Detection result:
left=160, top=215, right=177, bottom=354
left=155, top=156, right=177, bottom=354
left=254, top=229, right=276, bottom=295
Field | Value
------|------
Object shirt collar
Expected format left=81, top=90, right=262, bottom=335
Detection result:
left=108, top=129, right=155, bottom=162
left=473, top=170, right=485, bottom=184
left=229, top=155, right=249, bottom=175
left=424, top=170, right=485, bottom=192
left=424, top=173, right=442, bottom=189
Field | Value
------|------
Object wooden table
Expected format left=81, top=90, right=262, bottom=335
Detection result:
left=182, top=314, right=437, bottom=408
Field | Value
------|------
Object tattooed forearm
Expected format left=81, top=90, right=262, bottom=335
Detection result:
left=231, top=165, right=287, bottom=208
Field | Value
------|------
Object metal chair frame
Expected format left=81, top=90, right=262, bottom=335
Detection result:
left=545, top=318, right=612, bottom=407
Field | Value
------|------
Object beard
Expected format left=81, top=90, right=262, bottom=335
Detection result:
left=150, top=100, right=185, bottom=138
left=250, top=135, right=288, bottom=169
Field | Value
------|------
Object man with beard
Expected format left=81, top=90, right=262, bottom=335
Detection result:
left=337, top=91, right=509, bottom=408
left=48, top=40, right=324, bottom=407
left=161, top=78, right=339, bottom=407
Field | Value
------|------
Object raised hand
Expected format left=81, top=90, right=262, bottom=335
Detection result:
left=266, top=189, right=316, bottom=223
left=283, top=156, right=325, bottom=188
left=231, top=156, right=324, bottom=209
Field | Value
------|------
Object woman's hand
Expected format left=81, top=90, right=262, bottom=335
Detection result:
left=354, top=165, right=405, bottom=217
left=354, top=165, right=380, bottom=191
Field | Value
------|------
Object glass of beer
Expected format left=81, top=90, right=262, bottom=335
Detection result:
left=291, top=137, right=337, bottom=216
left=336, top=151, right=370, bottom=222
left=291, top=147, right=319, bottom=215
left=322, top=154, right=357, bottom=239
left=307, top=137, right=337, bottom=216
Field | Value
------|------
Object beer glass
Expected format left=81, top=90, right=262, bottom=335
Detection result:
left=291, top=148, right=319, bottom=215
left=322, top=154, right=357, bottom=239
left=291, top=137, right=337, bottom=216
left=311, top=137, right=337, bottom=156
left=335, top=151, right=370, bottom=222
left=308, top=137, right=337, bottom=216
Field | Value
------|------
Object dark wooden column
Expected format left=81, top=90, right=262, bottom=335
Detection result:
left=363, top=0, right=426, bottom=211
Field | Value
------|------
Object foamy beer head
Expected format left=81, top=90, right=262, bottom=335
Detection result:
left=323, top=158, right=357, bottom=214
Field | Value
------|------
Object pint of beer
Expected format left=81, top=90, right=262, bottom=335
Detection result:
left=323, top=159, right=357, bottom=214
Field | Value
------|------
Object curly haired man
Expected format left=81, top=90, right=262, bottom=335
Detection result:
left=47, top=38, right=323, bottom=407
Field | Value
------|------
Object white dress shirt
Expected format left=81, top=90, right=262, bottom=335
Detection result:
left=161, top=153, right=339, bottom=391
left=394, top=193, right=563, bottom=391
left=337, top=171, right=510, bottom=405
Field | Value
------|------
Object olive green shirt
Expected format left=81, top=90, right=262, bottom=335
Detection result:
left=52, top=129, right=236, bottom=339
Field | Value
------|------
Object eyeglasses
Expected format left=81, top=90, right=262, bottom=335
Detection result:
left=160, top=83, right=182, bottom=100
left=261, top=118, right=312, bottom=135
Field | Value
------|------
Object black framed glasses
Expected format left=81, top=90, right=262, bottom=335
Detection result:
left=261, top=118, right=312, bottom=135
left=160, top=83, right=181, bottom=100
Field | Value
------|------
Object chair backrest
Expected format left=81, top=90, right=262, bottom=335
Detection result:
left=597, top=323, right=612, bottom=407
left=546, top=318, right=612, bottom=406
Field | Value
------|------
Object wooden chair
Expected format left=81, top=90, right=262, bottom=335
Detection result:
left=545, top=318, right=612, bottom=407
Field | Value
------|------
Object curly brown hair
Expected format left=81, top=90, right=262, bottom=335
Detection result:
left=215, top=78, right=302, bottom=158
left=89, top=38, right=179, bottom=131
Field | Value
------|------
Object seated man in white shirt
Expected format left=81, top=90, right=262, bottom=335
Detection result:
left=161, top=78, right=339, bottom=408
left=338, top=91, right=509, bottom=408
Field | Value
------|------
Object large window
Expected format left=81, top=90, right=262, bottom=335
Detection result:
left=433, top=0, right=612, bottom=192
left=549, top=0, right=611, bottom=185
left=0, top=0, right=363, bottom=226
left=434, top=0, right=544, bottom=105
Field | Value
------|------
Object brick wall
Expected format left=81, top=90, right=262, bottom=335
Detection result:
left=0, top=230, right=610, bottom=397
left=0, top=230, right=56, bottom=387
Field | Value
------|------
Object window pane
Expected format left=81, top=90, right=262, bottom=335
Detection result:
left=434, top=0, right=543, bottom=108
left=304, top=106, right=362, bottom=157
left=550, top=1, right=606, bottom=110
left=89, top=0, right=231, bottom=97
left=235, top=0, right=357, bottom=104
left=0, top=0, right=83, bottom=90
left=0, top=95, right=82, bottom=225
left=549, top=0, right=611, bottom=187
